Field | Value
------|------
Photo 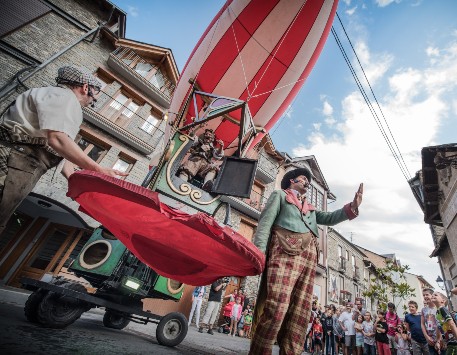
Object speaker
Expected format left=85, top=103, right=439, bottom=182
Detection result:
left=212, top=156, right=258, bottom=198
left=69, top=228, right=127, bottom=278
left=152, top=275, right=185, bottom=300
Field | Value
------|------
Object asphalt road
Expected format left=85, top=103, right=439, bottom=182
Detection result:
left=0, top=302, right=201, bottom=354
left=0, top=287, right=259, bottom=355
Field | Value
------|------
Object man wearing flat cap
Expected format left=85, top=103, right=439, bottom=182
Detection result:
left=249, top=167, right=363, bottom=355
left=0, top=66, right=127, bottom=234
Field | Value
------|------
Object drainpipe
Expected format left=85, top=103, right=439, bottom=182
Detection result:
left=0, top=22, right=105, bottom=102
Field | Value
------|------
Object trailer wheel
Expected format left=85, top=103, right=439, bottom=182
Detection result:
left=37, top=282, right=88, bottom=329
left=103, top=310, right=131, bottom=330
left=24, top=288, right=48, bottom=323
left=156, top=312, right=188, bottom=347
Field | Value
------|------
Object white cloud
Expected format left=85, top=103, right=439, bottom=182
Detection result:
left=127, top=5, right=139, bottom=17
left=375, top=0, right=401, bottom=7
left=346, top=6, right=357, bottom=16
left=325, top=117, right=337, bottom=127
left=292, top=37, right=457, bottom=289
left=322, top=100, right=334, bottom=116
left=426, top=46, right=439, bottom=57
left=355, top=41, right=393, bottom=86
left=313, top=122, right=322, bottom=131
left=342, top=0, right=352, bottom=5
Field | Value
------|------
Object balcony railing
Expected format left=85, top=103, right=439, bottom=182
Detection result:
left=109, top=47, right=175, bottom=104
left=256, top=153, right=279, bottom=183
left=83, top=91, right=165, bottom=154
left=339, top=256, right=347, bottom=272
left=240, top=188, right=266, bottom=212
left=354, top=266, right=360, bottom=280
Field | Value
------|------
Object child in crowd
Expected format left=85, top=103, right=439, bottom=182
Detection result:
left=224, top=288, right=238, bottom=302
left=432, top=291, right=457, bottom=355
left=421, top=288, right=439, bottom=355
left=314, top=317, right=324, bottom=355
left=375, top=311, right=391, bottom=355
left=355, top=314, right=364, bottom=355
left=405, top=300, right=428, bottom=355
left=244, top=310, right=253, bottom=338
left=395, top=323, right=411, bottom=355
left=324, top=308, right=335, bottom=355
left=238, top=309, right=248, bottom=337
left=334, top=307, right=345, bottom=355
left=228, top=296, right=242, bottom=337
left=362, top=311, right=376, bottom=355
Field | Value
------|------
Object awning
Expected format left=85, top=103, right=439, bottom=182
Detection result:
left=67, top=171, right=265, bottom=285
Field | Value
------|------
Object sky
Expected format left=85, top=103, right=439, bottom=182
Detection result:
left=110, top=0, right=457, bottom=291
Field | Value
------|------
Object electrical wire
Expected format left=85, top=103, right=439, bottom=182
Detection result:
left=331, top=16, right=412, bottom=182
left=334, top=12, right=412, bottom=180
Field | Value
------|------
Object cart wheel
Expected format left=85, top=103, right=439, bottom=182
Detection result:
left=103, top=310, right=131, bottom=330
left=218, top=326, right=224, bottom=333
left=24, top=288, right=48, bottom=323
left=36, top=281, right=88, bottom=329
left=156, top=312, right=188, bottom=347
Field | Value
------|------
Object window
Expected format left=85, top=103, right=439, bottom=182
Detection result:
left=339, top=275, right=344, bottom=292
left=135, top=62, right=153, bottom=77
left=150, top=69, right=165, bottom=90
left=354, top=283, right=359, bottom=297
left=346, top=250, right=349, bottom=261
left=122, top=101, right=139, bottom=118
left=141, top=114, right=159, bottom=133
left=247, top=181, right=265, bottom=210
left=316, top=191, right=324, bottom=210
left=112, top=155, right=134, bottom=178
left=77, top=136, right=108, bottom=163
left=307, top=185, right=313, bottom=203
left=102, top=91, right=140, bottom=128
left=338, top=245, right=343, bottom=258
left=352, top=255, right=356, bottom=271
left=106, top=92, right=128, bottom=116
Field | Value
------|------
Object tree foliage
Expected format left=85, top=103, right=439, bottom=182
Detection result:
left=362, top=260, right=416, bottom=313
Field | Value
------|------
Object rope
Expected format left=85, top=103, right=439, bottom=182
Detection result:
left=228, top=6, right=251, bottom=99
left=249, top=0, right=308, bottom=99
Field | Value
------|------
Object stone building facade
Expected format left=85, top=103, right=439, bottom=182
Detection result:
left=0, top=0, right=179, bottom=296
left=327, top=227, right=367, bottom=308
left=410, top=144, right=457, bottom=310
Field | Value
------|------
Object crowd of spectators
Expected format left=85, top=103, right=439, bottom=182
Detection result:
left=304, top=290, right=457, bottom=355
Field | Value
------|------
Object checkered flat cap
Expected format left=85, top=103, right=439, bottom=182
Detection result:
left=56, top=66, right=102, bottom=89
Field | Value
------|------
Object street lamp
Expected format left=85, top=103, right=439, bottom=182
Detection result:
left=436, top=275, right=445, bottom=290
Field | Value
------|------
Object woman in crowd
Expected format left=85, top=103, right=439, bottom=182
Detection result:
left=362, top=311, right=376, bottom=355
left=355, top=314, right=364, bottom=355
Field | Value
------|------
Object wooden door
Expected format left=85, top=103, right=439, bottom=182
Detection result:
left=8, top=223, right=76, bottom=287
left=238, top=219, right=257, bottom=242
left=218, top=276, right=242, bottom=325
left=0, top=216, right=45, bottom=281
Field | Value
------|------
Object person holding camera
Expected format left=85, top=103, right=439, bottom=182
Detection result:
left=198, top=277, right=228, bottom=335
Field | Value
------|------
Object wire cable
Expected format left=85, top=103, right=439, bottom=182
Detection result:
left=335, top=12, right=412, bottom=180
left=331, top=22, right=411, bottom=182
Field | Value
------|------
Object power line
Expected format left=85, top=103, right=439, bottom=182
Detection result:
left=331, top=13, right=412, bottom=182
